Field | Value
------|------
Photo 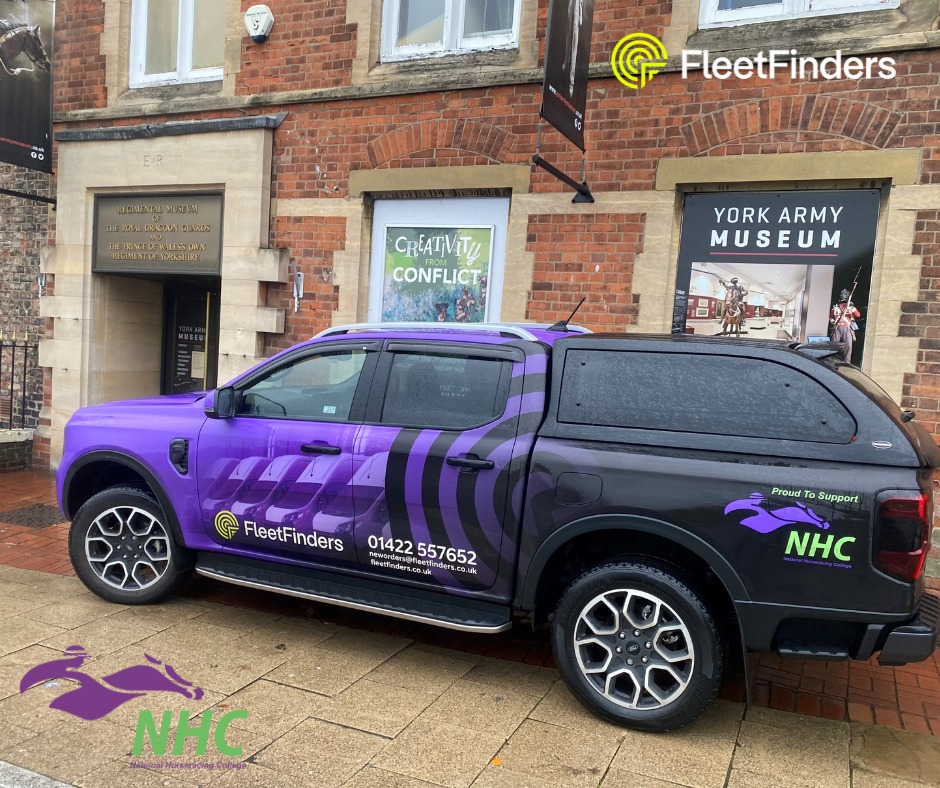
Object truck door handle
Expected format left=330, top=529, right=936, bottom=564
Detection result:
left=301, top=444, right=341, bottom=455
left=446, top=455, right=494, bottom=471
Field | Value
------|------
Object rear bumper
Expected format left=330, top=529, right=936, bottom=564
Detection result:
left=877, top=592, right=939, bottom=666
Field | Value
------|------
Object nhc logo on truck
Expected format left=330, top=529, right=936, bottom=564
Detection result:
left=724, top=491, right=856, bottom=569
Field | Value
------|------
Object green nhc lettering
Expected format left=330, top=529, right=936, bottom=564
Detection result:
left=785, top=531, right=855, bottom=563
left=133, top=709, right=249, bottom=756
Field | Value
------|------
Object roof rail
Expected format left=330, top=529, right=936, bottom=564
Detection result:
left=315, top=322, right=543, bottom=342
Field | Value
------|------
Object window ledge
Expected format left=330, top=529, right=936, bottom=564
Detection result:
left=688, top=3, right=936, bottom=52
left=119, top=80, right=225, bottom=104
left=370, top=46, right=525, bottom=80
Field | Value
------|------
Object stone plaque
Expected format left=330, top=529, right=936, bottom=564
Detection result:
left=93, top=193, right=223, bottom=275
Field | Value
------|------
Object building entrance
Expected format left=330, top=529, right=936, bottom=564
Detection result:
left=162, top=282, right=220, bottom=395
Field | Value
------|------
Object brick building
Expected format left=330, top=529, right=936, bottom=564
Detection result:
left=42, top=0, right=940, bottom=583
left=0, top=164, right=50, bottom=468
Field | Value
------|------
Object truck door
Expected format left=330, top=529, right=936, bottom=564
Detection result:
left=195, top=342, right=378, bottom=569
left=353, top=341, right=538, bottom=598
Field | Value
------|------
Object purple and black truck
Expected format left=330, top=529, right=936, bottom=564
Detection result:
left=58, top=322, right=939, bottom=731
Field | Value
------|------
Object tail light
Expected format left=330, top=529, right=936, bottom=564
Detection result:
left=874, top=490, right=932, bottom=581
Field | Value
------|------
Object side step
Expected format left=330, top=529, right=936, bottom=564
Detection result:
left=195, top=552, right=512, bottom=633
left=776, top=644, right=849, bottom=660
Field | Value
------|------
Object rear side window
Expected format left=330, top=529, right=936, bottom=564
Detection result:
left=381, top=352, right=509, bottom=429
left=558, top=350, right=856, bottom=443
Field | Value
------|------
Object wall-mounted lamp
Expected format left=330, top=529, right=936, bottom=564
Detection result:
left=244, top=4, right=275, bottom=44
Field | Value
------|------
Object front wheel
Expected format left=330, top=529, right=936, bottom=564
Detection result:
left=552, top=560, right=724, bottom=732
left=69, top=486, right=192, bottom=605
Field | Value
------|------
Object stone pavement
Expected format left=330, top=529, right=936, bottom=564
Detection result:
left=2, top=469, right=939, bottom=738
left=1, top=564, right=939, bottom=788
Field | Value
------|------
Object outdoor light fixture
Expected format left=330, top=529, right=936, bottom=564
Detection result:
left=244, top=5, right=275, bottom=44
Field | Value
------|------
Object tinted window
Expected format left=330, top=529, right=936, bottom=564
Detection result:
left=381, top=353, right=508, bottom=429
left=559, top=350, right=856, bottom=443
left=237, top=349, right=367, bottom=421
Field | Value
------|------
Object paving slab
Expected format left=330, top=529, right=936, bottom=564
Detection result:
left=421, top=677, right=542, bottom=737
left=849, top=722, right=940, bottom=786
left=316, top=677, right=440, bottom=737
left=494, top=718, right=620, bottom=788
left=255, top=718, right=388, bottom=787
left=372, top=716, right=505, bottom=788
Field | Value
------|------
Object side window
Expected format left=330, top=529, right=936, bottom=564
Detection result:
left=380, top=352, right=508, bottom=429
left=130, top=0, right=225, bottom=87
left=559, top=350, right=856, bottom=444
left=699, top=0, right=899, bottom=28
left=237, top=349, right=368, bottom=422
left=381, top=0, right=520, bottom=62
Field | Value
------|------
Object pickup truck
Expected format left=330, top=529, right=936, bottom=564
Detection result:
left=58, top=322, right=940, bottom=731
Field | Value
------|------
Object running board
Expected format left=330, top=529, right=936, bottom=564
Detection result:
left=195, top=553, right=512, bottom=633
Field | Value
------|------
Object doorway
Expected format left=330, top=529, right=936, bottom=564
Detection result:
left=162, top=281, right=220, bottom=394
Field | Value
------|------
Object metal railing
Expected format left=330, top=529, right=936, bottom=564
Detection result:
left=0, top=340, right=38, bottom=430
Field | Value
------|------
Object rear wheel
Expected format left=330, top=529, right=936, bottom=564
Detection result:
left=69, top=486, right=192, bottom=604
left=552, top=560, right=724, bottom=732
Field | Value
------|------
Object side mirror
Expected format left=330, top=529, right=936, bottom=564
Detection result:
left=205, top=386, right=236, bottom=419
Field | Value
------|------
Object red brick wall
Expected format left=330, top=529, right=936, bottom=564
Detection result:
left=236, top=0, right=356, bottom=94
left=264, top=215, right=347, bottom=354
left=525, top=213, right=644, bottom=330
left=903, top=211, right=940, bottom=436
left=53, top=0, right=107, bottom=111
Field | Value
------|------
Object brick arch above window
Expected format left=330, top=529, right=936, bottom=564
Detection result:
left=366, top=120, right=516, bottom=167
left=680, top=97, right=902, bottom=156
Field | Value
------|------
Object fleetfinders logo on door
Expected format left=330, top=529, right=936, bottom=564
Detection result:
left=611, top=33, right=896, bottom=90
left=20, top=646, right=249, bottom=759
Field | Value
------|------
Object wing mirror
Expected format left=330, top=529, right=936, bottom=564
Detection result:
left=205, top=386, right=236, bottom=419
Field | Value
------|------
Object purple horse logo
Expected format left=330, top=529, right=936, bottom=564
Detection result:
left=20, top=645, right=203, bottom=721
left=724, top=492, right=831, bottom=534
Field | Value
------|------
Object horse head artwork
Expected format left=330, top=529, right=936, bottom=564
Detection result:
left=724, top=492, right=832, bottom=535
left=0, top=24, right=51, bottom=77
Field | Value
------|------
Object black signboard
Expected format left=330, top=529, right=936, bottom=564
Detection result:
left=541, top=0, right=595, bottom=151
left=673, top=190, right=880, bottom=365
left=93, top=193, right=224, bottom=276
left=0, top=0, right=54, bottom=173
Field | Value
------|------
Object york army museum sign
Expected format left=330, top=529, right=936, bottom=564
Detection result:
left=93, top=193, right=224, bottom=275
left=672, top=190, right=880, bottom=346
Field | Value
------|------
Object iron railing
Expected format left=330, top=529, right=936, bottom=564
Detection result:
left=0, top=340, right=38, bottom=430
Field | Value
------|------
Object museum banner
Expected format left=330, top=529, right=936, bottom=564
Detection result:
left=0, top=0, right=54, bottom=172
left=541, top=0, right=595, bottom=151
left=380, top=226, right=493, bottom=323
left=672, top=190, right=880, bottom=365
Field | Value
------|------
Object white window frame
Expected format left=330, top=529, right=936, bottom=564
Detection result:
left=381, top=0, right=521, bottom=62
left=130, top=0, right=224, bottom=87
left=699, top=0, right=899, bottom=28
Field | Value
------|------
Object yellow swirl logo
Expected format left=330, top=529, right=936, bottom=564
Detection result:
left=611, top=33, right=668, bottom=90
left=214, top=511, right=239, bottom=540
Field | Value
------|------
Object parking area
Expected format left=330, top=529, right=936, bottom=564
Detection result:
left=1, top=468, right=939, bottom=787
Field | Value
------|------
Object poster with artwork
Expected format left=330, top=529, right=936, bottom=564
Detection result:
left=673, top=190, right=879, bottom=365
left=0, top=0, right=54, bottom=172
left=381, top=226, right=493, bottom=323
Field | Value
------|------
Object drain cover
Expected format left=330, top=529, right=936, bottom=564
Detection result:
left=0, top=504, right=66, bottom=528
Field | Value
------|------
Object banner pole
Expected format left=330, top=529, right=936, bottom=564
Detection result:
left=0, top=187, right=55, bottom=206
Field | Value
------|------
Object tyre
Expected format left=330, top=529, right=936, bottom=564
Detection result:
left=69, top=486, right=192, bottom=605
left=552, top=560, right=724, bottom=732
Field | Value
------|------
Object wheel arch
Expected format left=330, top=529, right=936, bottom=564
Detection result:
left=62, top=451, right=185, bottom=545
left=517, top=514, right=749, bottom=620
